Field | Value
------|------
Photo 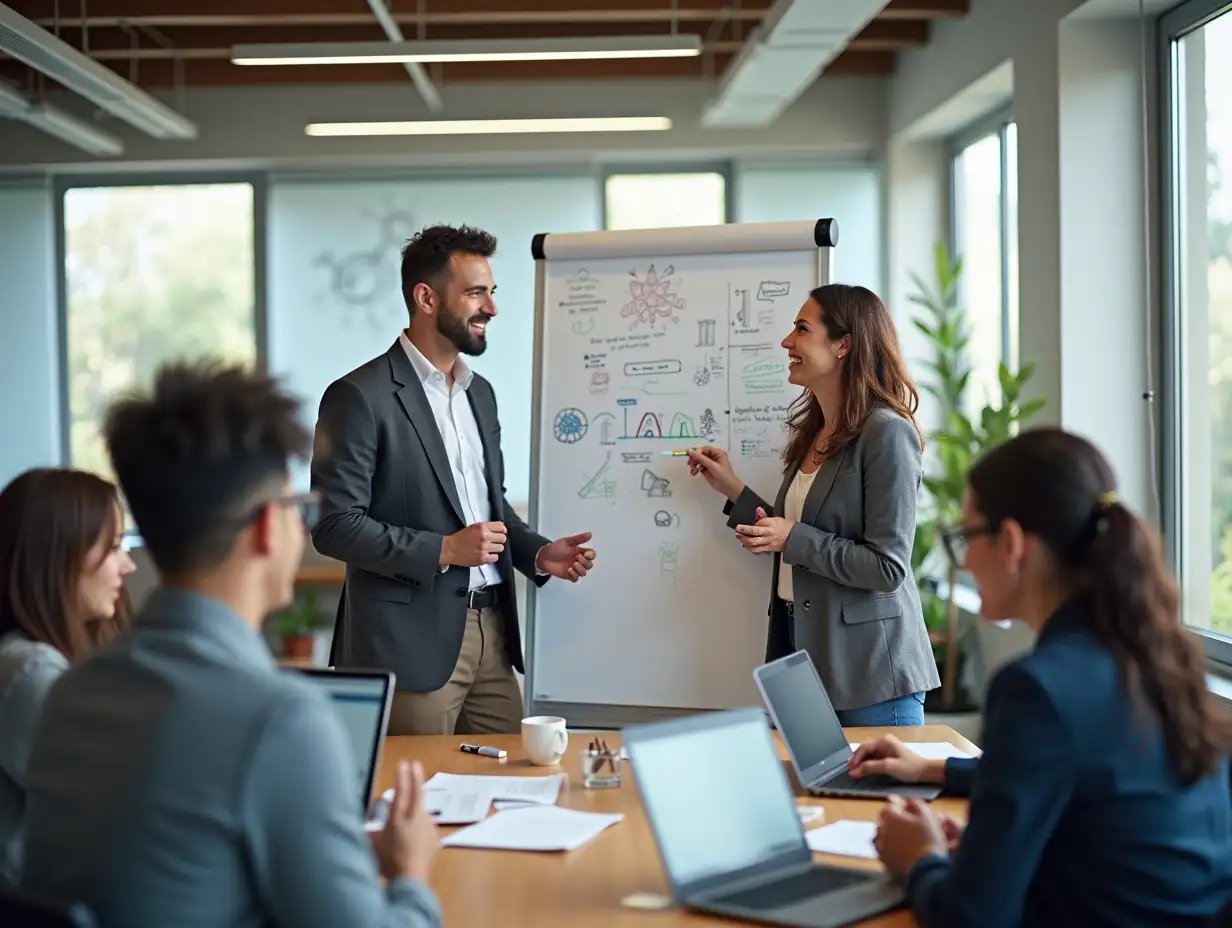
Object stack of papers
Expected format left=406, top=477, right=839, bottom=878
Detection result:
left=442, top=805, right=623, bottom=852
left=423, top=771, right=565, bottom=804
left=805, top=820, right=879, bottom=860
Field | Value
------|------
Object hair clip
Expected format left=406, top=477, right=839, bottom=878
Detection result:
left=1097, top=490, right=1119, bottom=510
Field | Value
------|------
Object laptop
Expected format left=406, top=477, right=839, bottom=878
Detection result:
left=754, top=651, right=941, bottom=801
left=298, top=668, right=395, bottom=810
left=624, top=708, right=903, bottom=928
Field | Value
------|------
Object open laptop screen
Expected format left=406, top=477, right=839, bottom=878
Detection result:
left=625, top=709, right=806, bottom=893
left=756, top=651, right=849, bottom=774
left=299, top=669, right=393, bottom=807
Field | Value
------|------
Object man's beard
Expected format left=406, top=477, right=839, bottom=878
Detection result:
left=437, top=303, right=488, bottom=356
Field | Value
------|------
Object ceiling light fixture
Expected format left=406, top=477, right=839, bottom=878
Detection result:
left=0, top=82, right=124, bottom=156
left=305, top=116, right=673, bottom=137
left=234, top=35, right=701, bottom=66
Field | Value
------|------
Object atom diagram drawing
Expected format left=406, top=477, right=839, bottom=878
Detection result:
left=553, top=407, right=588, bottom=443
left=693, top=366, right=711, bottom=387
left=313, top=207, right=418, bottom=331
left=621, top=264, right=687, bottom=331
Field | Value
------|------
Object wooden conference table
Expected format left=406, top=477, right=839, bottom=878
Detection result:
left=375, top=725, right=978, bottom=927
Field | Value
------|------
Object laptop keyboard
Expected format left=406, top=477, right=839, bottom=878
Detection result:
left=717, top=867, right=868, bottom=911
left=815, top=770, right=902, bottom=793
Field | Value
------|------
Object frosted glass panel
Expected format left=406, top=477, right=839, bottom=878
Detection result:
left=736, top=166, right=881, bottom=295
left=268, top=176, right=601, bottom=503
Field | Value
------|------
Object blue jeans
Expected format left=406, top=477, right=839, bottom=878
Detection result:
left=834, top=692, right=926, bottom=727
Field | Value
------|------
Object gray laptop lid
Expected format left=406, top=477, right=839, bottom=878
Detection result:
left=623, top=708, right=812, bottom=903
left=299, top=668, right=395, bottom=808
left=754, top=651, right=853, bottom=789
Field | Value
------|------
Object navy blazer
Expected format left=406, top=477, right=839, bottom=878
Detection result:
left=908, top=597, right=1232, bottom=927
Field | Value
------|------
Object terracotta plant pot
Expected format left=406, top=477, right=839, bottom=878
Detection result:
left=282, top=634, right=314, bottom=659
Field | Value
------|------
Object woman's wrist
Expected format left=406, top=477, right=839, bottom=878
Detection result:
left=726, top=481, right=746, bottom=503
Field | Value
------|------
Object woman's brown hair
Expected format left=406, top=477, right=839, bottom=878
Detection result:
left=782, top=284, right=923, bottom=472
left=0, top=468, right=127, bottom=660
left=968, top=428, right=1231, bottom=785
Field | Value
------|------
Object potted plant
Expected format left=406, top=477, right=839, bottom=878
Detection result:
left=272, top=588, right=322, bottom=660
left=909, top=242, right=1045, bottom=710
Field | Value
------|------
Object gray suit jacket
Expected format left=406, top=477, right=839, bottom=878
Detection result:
left=21, top=587, right=440, bottom=928
left=311, top=340, right=549, bottom=692
left=725, top=406, right=940, bottom=711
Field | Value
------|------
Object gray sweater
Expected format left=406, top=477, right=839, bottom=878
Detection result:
left=22, top=588, right=441, bottom=928
left=0, top=631, right=68, bottom=885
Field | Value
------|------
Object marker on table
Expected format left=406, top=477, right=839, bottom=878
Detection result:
left=661, top=448, right=697, bottom=457
left=460, top=743, right=507, bottom=759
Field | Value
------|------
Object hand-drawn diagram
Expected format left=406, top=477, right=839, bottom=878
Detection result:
left=621, top=264, right=687, bottom=331
left=700, top=408, right=717, bottom=442
left=553, top=407, right=588, bottom=443
left=740, top=438, right=774, bottom=458
left=658, top=542, right=679, bottom=582
left=593, top=412, right=617, bottom=445
left=731, top=286, right=752, bottom=329
left=624, top=360, right=683, bottom=376
left=621, top=452, right=652, bottom=464
left=641, top=469, right=672, bottom=498
left=654, top=510, right=681, bottom=528
left=572, top=318, right=596, bottom=335
left=561, top=269, right=605, bottom=325
left=313, top=207, right=417, bottom=330
left=697, top=318, right=717, bottom=346
left=758, top=281, right=790, bottom=301
left=693, top=366, right=711, bottom=387
left=620, top=408, right=699, bottom=440
left=742, top=356, right=787, bottom=393
left=589, top=372, right=610, bottom=395
left=577, top=453, right=616, bottom=501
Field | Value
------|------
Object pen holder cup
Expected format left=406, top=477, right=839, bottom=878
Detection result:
left=581, top=748, right=622, bottom=789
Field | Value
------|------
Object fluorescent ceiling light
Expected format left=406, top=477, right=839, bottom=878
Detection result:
left=306, top=116, right=672, bottom=137
left=0, top=82, right=123, bottom=156
left=234, top=35, right=701, bottom=66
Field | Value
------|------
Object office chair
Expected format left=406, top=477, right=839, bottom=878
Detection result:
left=0, top=885, right=97, bottom=927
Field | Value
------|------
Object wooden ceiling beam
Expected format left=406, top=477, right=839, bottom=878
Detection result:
left=877, top=0, right=969, bottom=20
left=822, top=50, right=896, bottom=76
left=848, top=20, right=929, bottom=51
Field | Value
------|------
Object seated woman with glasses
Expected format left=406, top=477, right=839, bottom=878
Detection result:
left=0, top=468, right=135, bottom=885
left=850, top=428, right=1232, bottom=927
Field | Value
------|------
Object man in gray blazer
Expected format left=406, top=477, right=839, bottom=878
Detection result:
left=312, top=224, right=596, bottom=736
left=22, top=362, right=441, bottom=927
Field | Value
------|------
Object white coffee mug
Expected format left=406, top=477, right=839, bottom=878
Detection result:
left=521, top=716, right=568, bottom=766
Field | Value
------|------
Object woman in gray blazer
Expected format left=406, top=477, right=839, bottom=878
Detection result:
left=689, top=283, right=939, bottom=726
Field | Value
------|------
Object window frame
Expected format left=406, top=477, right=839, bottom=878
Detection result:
left=947, top=108, right=1016, bottom=371
left=53, top=172, right=268, bottom=466
left=1161, top=0, right=1232, bottom=667
left=598, top=162, right=735, bottom=230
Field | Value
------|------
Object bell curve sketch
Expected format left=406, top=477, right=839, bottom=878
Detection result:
left=612, top=398, right=711, bottom=441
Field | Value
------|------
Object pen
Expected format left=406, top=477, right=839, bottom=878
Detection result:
left=661, top=448, right=696, bottom=456
left=460, top=743, right=508, bottom=759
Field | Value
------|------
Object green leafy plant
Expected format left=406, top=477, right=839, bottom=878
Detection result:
left=272, top=588, right=324, bottom=642
left=909, top=242, right=1045, bottom=709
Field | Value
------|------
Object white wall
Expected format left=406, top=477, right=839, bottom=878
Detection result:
left=0, top=183, right=60, bottom=488
left=737, top=164, right=882, bottom=295
left=268, top=175, right=602, bottom=504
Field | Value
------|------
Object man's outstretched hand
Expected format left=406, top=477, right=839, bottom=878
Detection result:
left=536, top=533, right=597, bottom=582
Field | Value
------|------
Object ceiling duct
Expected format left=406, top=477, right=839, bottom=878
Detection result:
left=702, top=0, right=890, bottom=128
left=0, top=4, right=196, bottom=139
left=0, top=81, right=124, bottom=155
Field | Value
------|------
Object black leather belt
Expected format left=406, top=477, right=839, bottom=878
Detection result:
left=466, top=586, right=498, bottom=610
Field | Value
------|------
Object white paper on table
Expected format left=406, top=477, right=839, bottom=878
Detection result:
left=422, top=788, right=493, bottom=825
left=441, top=805, right=624, bottom=852
left=492, top=799, right=538, bottom=812
left=796, top=805, right=825, bottom=825
left=805, top=820, right=879, bottom=860
left=847, top=741, right=980, bottom=760
left=423, top=772, right=565, bottom=805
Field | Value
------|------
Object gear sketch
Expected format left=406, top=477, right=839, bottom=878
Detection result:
left=313, top=207, right=418, bottom=330
left=621, top=264, right=687, bottom=331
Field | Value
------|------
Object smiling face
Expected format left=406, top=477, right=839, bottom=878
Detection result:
left=76, top=506, right=136, bottom=623
left=434, top=251, right=497, bottom=356
left=781, top=296, right=849, bottom=388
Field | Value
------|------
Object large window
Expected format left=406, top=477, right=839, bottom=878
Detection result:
left=604, top=170, right=727, bottom=231
left=62, top=182, right=259, bottom=480
left=1164, top=0, right=1232, bottom=647
left=951, top=118, right=1019, bottom=416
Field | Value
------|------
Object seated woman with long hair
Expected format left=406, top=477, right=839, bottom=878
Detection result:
left=853, top=428, right=1232, bottom=926
left=0, top=468, right=135, bottom=884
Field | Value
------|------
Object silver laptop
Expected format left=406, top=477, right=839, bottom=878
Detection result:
left=298, top=668, right=395, bottom=809
left=754, top=651, right=941, bottom=801
left=623, top=708, right=903, bottom=928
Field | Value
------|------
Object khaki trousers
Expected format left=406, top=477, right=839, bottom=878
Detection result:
left=388, top=606, right=523, bottom=736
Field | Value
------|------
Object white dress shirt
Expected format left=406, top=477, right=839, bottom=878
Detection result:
left=400, top=332, right=501, bottom=591
left=777, top=467, right=819, bottom=603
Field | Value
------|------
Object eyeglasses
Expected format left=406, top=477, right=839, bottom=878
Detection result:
left=246, top=491, right=321, bottom=529
left=938, top=523, right=997, bottom=568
